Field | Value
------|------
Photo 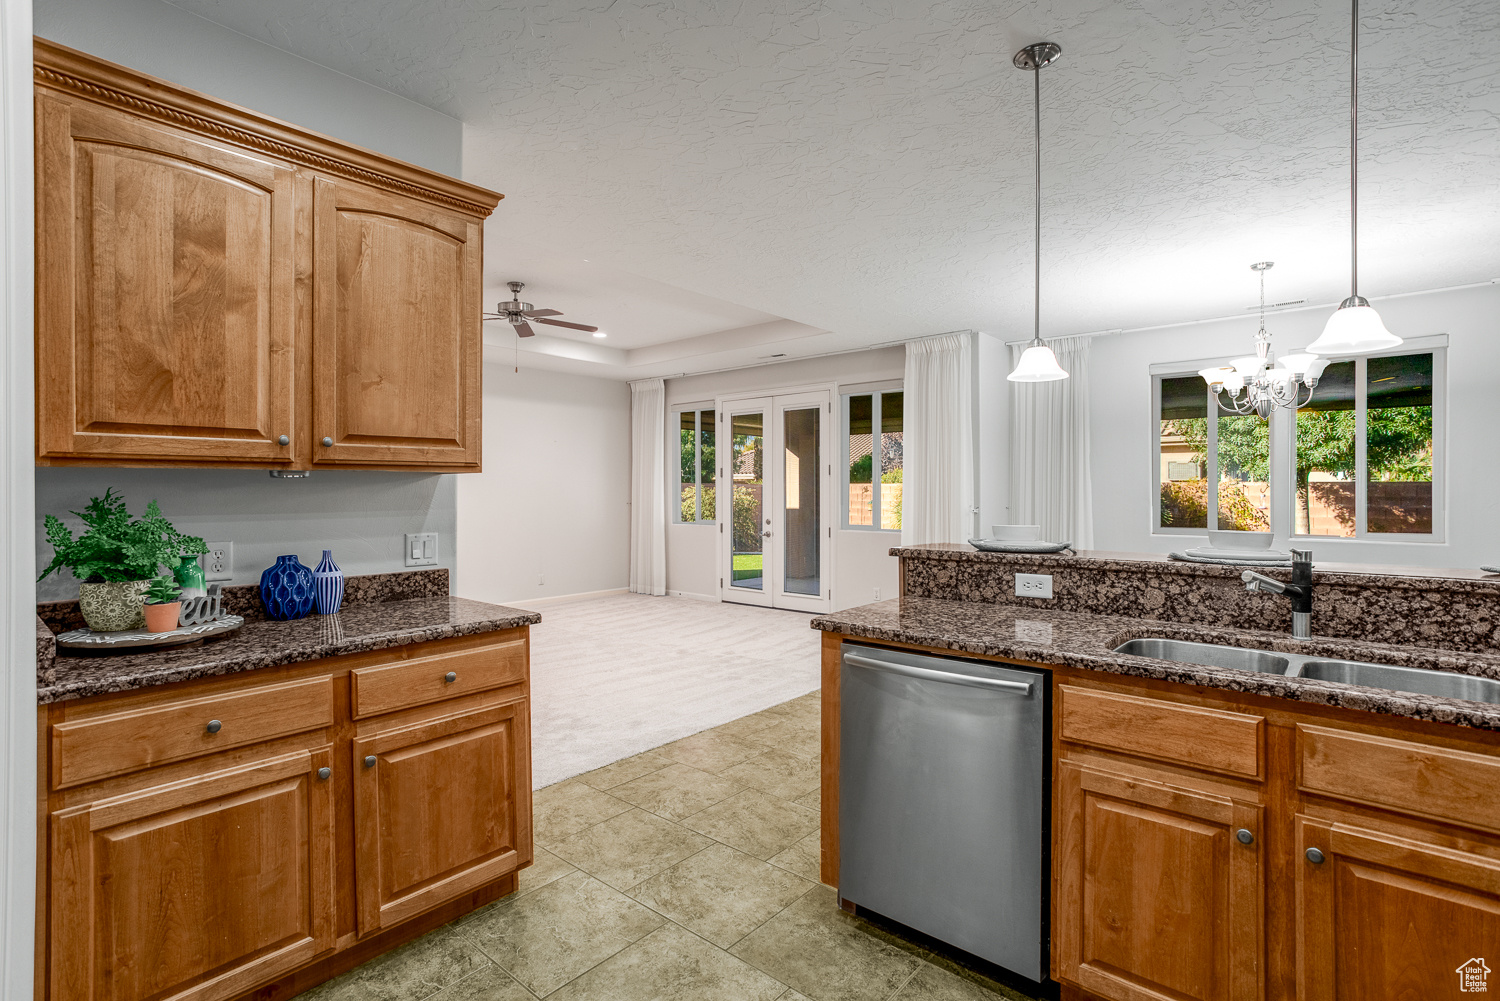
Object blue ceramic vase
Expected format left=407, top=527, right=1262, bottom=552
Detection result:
left=259, top=555, right=316, bottom=620
left=313, top=549, right=345, bottom=615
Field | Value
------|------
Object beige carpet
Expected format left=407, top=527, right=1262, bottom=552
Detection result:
left=522, top=593, right=822, bottom=787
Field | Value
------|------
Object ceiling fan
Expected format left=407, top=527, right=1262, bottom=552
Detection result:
left=482, top=281, right=599, bottom=337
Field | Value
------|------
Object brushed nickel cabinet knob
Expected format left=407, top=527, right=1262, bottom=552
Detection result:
left=322, top=436, right=333, bottom=447
left=445, top=671, right=457, bottom=683
left=364, top=755, right=377, bottom=768
left=1236, top=829, right=1254, bottom=845
left=1305, top=847, right=1326, bottom=864
left=277, top=434, right=290, bottom=446
left=317, top=766, right=331, bottom=780
left=206, top=720, right=222, bottom=734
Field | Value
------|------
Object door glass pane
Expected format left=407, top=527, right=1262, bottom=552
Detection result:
left=1367, top=353, right=1433, bottom=534
left=879, top=391, right=904, bottom=531
left=699, top=409, right=716, bottom=521
left=1159, top=376, right=1208, bottom=529
left=783, top=407, right=820, bottom=596
left=1295, top=360, right=1356, bottom=537
left=678, top=411, right=697, bottom=522
left=1216, top=396, right=1270, bottom=532
left=847, top=394, right=873, bottom=527
left=730, top=413, right=764, bottom=590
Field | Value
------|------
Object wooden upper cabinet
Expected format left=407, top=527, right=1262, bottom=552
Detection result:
left=311, top=177, right=482, bottom=466
left=33, top=40, right=500, bottom=470
left=35, top=95, right=298, bottom=463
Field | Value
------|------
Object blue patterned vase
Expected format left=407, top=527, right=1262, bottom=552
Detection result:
left=259, top=555, right=316, bottom=620
left=313, top=549, right=345, bottom=615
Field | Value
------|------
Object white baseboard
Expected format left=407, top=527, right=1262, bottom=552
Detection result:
left=501, top=587, right=629, bottom=609
left=667, top=589, right=719, bottom=602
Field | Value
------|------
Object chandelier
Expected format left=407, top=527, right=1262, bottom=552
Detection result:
left=1199, top=262, right=1329, bottom=419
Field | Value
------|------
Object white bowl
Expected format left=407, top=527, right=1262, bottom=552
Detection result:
left=1207, top=530, right=1274, bottom=551
left=990, top=524, right=1042, bottom=542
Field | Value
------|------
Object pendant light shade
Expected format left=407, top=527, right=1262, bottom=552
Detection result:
left=1308, top=0, right=1400, bottom=357
left=1007, top=42, right=1068, bottom=384
left=1009, top=342, right=1070, bottom=382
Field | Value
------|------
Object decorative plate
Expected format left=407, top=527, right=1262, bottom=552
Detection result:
left=967, top=539, right=1074, bottom=554
left=56, top=615, right=245, bottom=652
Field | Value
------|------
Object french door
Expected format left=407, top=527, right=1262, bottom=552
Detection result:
left=719, top=391, right=832, bottom=613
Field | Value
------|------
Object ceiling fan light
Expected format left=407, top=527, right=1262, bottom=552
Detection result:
left=1008, top=343, right=1069, bottom=382
left=1306, top=300, right=1402, bottom=355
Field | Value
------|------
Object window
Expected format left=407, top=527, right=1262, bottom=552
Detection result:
left=674, top=407, right=715, bottom=524
left=1154, top=343, right=1442, bottom=541
left=843, top=389, right=903, bottom=531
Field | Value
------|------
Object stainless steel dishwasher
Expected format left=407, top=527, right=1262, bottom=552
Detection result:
left=839, top=643, right=1048, bottom=984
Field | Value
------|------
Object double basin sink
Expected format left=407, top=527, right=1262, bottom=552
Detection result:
left=1114, top=637, right=1500, bottom=706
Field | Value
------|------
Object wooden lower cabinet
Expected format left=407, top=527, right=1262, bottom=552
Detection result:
left=49, top=747, right=336, bottom=1001
left=1054, top=760, right=1264, bottom=1001
left=39, top=629, right=533, bottom=1001
left=353, top=696, right=531, bottom=933
left=1296, top=815, right=1500, bottom=1000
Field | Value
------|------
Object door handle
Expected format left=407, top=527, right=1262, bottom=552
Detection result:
left=844, top=652, right=1034, bottom=694
left=762, top=531, right=773, bottom=537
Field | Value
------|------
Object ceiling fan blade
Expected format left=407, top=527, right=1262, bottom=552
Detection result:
left=513, top=321, right=536, bottom=337
left=523, top=309, right=563, bottom=318
left=482, top=313, right=507, bottom=321
left=534, top=317, right=600, bottom=333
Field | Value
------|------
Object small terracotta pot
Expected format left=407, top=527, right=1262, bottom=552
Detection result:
left=143, top=601, right=182, bottom=634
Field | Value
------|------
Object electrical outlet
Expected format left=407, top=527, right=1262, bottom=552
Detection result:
left=203, top=541, right=233, bottom=581
left=404, top=532, right=438, bottom=567
left=1016, top=573, right=1054, bottom=599
left=874, top=587, right=881, bottom=600
left=538, top=573, right=545, bottom=586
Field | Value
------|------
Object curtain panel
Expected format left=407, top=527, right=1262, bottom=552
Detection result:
left=1008, top=335, right=1094, bottom=548
left=628, top=377, right=667, bottom=595
left=901, top=332, right=975, bottom=546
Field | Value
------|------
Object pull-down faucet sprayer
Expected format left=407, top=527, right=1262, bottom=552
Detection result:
left=1241, top=549, right=1314, bottom=639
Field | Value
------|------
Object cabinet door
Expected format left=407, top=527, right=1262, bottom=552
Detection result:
left=311, top=176, right=482, bottom=467
left=1297, top=815, right=1500, bottom=1000
left=1054, top=761, right=1264, bottom=1001
left=49, top=747, right=335, bottom=1001
left=35, top=95, right=297, bottom=463
left=352, top=697, right=531, bottom=933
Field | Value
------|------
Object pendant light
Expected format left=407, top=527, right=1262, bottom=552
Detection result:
left=1306, top=0, right=1401, bottom=356
left=1008, top=42, right=1068, bottom=383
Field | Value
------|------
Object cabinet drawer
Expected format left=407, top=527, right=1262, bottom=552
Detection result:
left=51, top=676, right=335, bottom=789
left=351, top=639, right=526, bottom=718
left=1298, top=724, right=1500, bottom=833
left=1059, top=684, right=1264, bottom=778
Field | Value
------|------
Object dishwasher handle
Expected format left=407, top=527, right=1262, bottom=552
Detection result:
left=844, top=652, right=1034, bottom=695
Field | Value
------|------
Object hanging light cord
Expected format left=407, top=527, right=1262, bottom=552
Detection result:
left=1349, top=0, right=1359, bottom=300
left=1032, top=59, right=1043, bottom=346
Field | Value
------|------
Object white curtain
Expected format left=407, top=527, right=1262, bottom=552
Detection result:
left=901, top=333, right=975, bottom=546
left=628, top=378, right=667, bottom=595
left=1008, top=335, right=1094, bottom=548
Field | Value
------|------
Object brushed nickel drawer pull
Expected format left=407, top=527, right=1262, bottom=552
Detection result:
left=445, top=671, right=457, bottom=683
left=206, top=720, right=222, bottom=734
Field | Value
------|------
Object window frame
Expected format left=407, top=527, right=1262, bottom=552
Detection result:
left=841, top=382, right=903, bottom=533
left=1149, top=334, right=1447, bottom=544
left=670, top=402, right=716, bottom=526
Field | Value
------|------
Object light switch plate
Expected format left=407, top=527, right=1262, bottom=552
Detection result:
left=404, top=532, right=438, bottom=567
left=1016, top=573, right=1054, bottom=599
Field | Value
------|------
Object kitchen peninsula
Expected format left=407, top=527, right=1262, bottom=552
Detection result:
left=816, top=544, right=1500, bottom=1001
left=34, top=569, right=539, bottom=1001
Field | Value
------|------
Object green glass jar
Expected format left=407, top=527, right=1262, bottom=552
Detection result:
left=174, top=554, right=208, bottom=599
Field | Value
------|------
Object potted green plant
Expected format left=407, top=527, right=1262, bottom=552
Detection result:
left=141, top=576, right=183, bottom=633
left=38, top=489, right=206, bottom=632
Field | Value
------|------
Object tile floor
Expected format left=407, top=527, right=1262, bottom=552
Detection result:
left=301, top=692, right=1038, bottom=1001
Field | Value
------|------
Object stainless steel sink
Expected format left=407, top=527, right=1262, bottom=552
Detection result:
left=1295, top=660, right=1500, bottom=705
left=1113, top=638, right=1290, bottom=674
left=1114, top=637, right=1500, bottom=706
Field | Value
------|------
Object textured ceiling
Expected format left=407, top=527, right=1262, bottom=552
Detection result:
left=168, top=0, right=1500, bottom=377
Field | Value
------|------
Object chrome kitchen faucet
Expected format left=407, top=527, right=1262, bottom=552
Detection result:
left=1241, top=549, right=1315, bottom=639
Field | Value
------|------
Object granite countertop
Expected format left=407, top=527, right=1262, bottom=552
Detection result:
left=38, top=596, right=541, bottom=704
left=812, top=597, right=1500, bottom=731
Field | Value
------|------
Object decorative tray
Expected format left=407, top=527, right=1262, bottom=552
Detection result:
left=56, top=615, right=245, bottom=652
left=967, top=539, right=1074, bottom=554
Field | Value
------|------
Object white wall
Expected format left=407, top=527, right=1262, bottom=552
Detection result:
left=33, top=0, right=461, bottom=174
left=456, top=363, right=631, bottom=606
left=665, top=348, right=906, bottom=610
left=2, top=0, right=35, bottom=993
left=1088, top=282, right=1500, bottom=567
left=32, top=0, right=470, bottom=603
